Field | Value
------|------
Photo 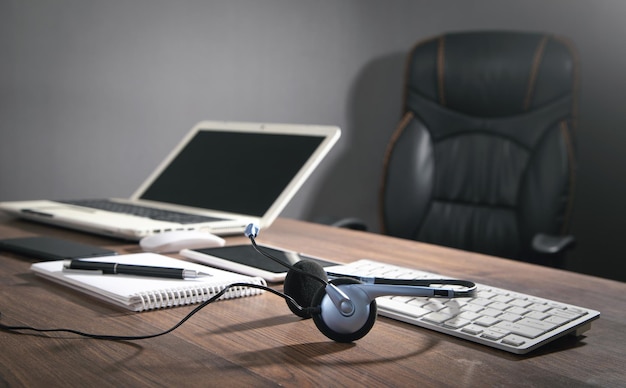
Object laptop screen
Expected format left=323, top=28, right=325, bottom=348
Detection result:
left=138, top=131, right=325, bottom=217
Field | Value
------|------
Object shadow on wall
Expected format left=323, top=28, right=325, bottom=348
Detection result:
left=305, top=52, right=407, bottom=232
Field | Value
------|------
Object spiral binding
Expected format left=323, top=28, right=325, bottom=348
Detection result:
left=133, top=278, right=267, bottom=311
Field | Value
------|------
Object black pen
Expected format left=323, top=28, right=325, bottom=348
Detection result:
left=63, top=259, right=212, bottom=279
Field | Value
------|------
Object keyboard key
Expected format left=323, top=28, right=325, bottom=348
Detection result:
left=548, top=308, right=586, bottom=320
left=509, top=299, right=533, bottom=308
left=494, top=321, right=544, bottom=339
left=407, top=298, right=430, bottom=308
left=543, top=315, right=570, bottom=326
left=461, top=324, right=484, bottom=335
left=481, top=327, right=510, bottom=340
left=528, top=303, right=551, bottom=313
left=382, top=298, right=430, bottom=318
left=463, top=303, right=485, bottom=313
left=480, top=308, right=503, bottom=317
left=566, top=307, right=588, bottom=315
left=477, top=290, right=498, bottom=299
left=507, top=306, right=529, bottom=316
left=391, top=296, right=415, bottom=303
left=501, top=335, right=527, bottom=347
left=422, top=312, right=453, bottom=324
left=444, top=317, right=471, bottom=329
left=498, top=312, right=523, bottom=322
left=492, top=295, right=514, bottom=303
left=525, top=311, right=549, bottom=320
left=488, top=302, right=510, bottom=311
left=475, top=316, right=501, bottom=327
left=516, top=318, right=557, bottom=332
left=445, top=299, right=469, bottom=308
left=469, top=298, right=492, bottom=306
left=423, top=302, right=445, bottom=312
left=458, top=311, right=481, bottom=321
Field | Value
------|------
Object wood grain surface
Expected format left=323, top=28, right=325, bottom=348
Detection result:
left=0, top=216, right=624, bottom=387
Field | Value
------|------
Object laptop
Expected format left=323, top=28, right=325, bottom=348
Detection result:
left=0, top=121, right=341, bottom=240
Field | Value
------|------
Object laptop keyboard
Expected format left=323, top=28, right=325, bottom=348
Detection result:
left=325, top=259, right=600, bottom=354
left=59, top=199, right=224, bottom=224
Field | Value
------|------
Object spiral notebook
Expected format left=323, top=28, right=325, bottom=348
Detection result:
left=30, top=253, right=267, bottom=311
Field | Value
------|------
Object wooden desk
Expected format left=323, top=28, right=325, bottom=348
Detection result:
left=0, top=216, right=624, bottom=387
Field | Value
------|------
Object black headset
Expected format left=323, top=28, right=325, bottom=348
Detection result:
left=0, top=224, right=476, bottom=343
left=244, top=224, right=476, bottom=342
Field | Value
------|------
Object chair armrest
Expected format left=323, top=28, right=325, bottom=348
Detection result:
left=314, top=216, right=368, bottom=231
left=532, top=233, right=576, bottom=255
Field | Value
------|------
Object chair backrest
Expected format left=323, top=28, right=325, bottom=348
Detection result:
left=380, top=31, right=577, bottom=261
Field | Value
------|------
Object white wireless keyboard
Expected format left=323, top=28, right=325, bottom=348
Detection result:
left=325, top=259, right=600, bottom=354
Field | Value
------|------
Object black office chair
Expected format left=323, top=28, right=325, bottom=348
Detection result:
left=380, top=31, right=578, bottom=267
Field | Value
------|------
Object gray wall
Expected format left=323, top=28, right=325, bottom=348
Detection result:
left=1, top=0, right=625, bottom=282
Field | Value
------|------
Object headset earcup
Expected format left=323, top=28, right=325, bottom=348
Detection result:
left=311, top=278, right=378, bottom=343
left=283, top=260, right=328, bottom=318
